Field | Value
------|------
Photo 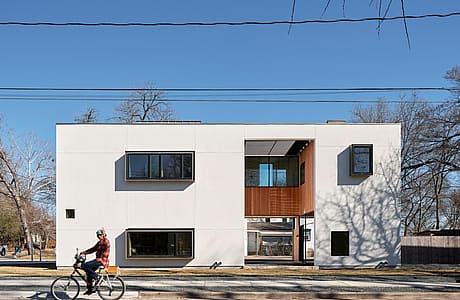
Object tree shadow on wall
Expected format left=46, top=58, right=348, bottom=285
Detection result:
left=317, top=149, right=401, bottom=267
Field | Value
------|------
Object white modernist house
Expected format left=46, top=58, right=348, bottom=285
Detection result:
left=56, top=122, right=401, bottom=268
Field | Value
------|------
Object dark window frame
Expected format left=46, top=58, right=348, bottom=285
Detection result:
left=331, top=231, right=349, bottom=256
left=125, top=228, right=194, bottom=259
left=245, top=156, right=299, bottom=187
left=349, top=144, right=373, bottom=176
left=65, top=209, right=75, bottom=219
left=125, top=151, right=195, bottom=181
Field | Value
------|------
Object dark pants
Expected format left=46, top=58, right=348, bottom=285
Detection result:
left=81, top=259, right=102, bottom=286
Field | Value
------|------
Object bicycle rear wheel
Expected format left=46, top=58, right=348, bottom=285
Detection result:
left=50, top=276, right=80, bottom=300
left=97, top=275, right=125, bottom=300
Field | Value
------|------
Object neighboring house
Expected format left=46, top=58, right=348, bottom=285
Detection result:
left=56, top=122, right=401, bottom=268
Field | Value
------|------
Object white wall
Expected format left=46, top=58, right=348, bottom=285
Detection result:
left=56, top=124, right=246, bottom=267
left=56, top=123, right=400, bottom=268
left=313, top=124, right=401, bottom=267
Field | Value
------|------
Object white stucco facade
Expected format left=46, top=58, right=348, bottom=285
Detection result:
left=56, top=122, right=401, bottom=268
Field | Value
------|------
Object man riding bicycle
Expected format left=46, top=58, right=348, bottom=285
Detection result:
left=80, top=228, right=110, bottom=295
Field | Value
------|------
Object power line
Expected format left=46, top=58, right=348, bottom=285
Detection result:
left=0, top=87, right=457, bottom=92
left=1, top=12, right=459, bottom=27
left=0, top=90, right=414, bottom=99
left=0, top=97, right=446, bottom=104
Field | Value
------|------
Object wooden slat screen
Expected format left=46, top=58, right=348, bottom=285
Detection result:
left=299, top=141, right=314, bottom=215
left=245, top=187, right=300, bottom=216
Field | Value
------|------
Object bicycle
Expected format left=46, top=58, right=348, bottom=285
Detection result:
left=51, top=249, right=126, bottom=300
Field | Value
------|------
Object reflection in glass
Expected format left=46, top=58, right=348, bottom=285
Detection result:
left=127, top=230, right=193, bottom=258
left=128, top=155, right=148, bottom=178
left=245, top=156, right=298, bottom=187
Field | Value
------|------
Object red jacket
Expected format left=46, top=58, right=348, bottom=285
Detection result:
left=83, top=237, right=110, bottom=268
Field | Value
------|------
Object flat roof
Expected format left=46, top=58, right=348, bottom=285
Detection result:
left=56, top=121, right=400, bottom=126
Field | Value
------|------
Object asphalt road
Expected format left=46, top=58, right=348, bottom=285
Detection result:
left=1, top=275, right=460, bottom=299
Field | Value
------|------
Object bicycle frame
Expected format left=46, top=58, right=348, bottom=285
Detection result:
left=51, top=249, right=125, bottom=300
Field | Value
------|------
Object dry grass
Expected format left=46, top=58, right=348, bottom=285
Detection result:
left=2, top=250, right=459, bottom=277
left=1, top=265, right=459, bottom=278
left=6, top=249, right=56, bottom=261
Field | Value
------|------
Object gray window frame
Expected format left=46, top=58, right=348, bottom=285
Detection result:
left=125, top=229, right=194, bottom=259
left=65, top=209, right=75, bottom=219
left=349, top=144, right=373, bottom=176
left=125, top=151, right=195, bottom=181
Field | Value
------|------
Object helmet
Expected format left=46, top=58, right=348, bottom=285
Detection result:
left=96, top=228, right=106, bottom=236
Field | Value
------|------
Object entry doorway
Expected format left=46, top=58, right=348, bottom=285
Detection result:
left=299, top=217, right=315, bottom=262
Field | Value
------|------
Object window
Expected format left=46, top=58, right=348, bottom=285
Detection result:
left=304, top=228, right=311, bottom=242
left=350, top=144, right=373, bottom=176
left=126, top=152, right=194, bottom=181
left=331, top=231, right=349, bottom=256
left=245, top=156, right=298, bottom=187
left=300, top=162, right=305, bottom=185
left=65, top=209, right=75, bottom=219
left=126, top=229, right=194, bottom=259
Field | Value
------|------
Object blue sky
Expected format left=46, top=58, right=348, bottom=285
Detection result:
left=0, top=0, right=459, bottom=145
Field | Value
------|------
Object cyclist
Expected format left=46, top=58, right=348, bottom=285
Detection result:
left=80, top=228, right=110, bottom=295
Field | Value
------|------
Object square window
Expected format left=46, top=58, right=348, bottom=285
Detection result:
left=66, top=209, right=75, bottom=219
left=350, top=144, right=373, bottom=176
left=127, top=154, right=149, bottom=179
left=331, top=231, right=349, bottom=256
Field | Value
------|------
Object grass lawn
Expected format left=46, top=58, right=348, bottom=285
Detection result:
left=0, top=265, right=459, bottom=278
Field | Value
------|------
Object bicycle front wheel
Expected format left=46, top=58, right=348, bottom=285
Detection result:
left=50, top=276, right=80, bottom=300
left=97, top=275, right=125, bottom=300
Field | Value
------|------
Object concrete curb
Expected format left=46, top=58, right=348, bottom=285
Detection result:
left=2, top=290, right=460, bottom=299
left=138, top=291, right=460, bottom=299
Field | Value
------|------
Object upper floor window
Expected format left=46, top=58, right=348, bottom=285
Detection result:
left=349, top=144, right=373, bottom=176
left=245, top=156, right=298, bottom=187
left=126, top=151, right=194, bottom=181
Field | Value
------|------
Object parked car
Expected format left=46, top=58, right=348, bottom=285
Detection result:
left=0, top=245, right=7, bottom=256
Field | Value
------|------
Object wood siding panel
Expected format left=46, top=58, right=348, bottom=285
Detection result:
left=299, top=141, right=314, bottom=214
left=245, top=187, right=300, bottom=216
left=401, top=236, right=460, bottom=264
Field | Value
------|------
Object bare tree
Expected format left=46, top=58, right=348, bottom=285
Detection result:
left=320, top=0, right=411, bottom=47
left=446, top=66, right=460, bottom=91
left=0, top=195, right=22, bottom=245
left=351, top=91, right=459, bottom=234
left=115, top=82, right=175, bottom=123
left=351, top=98, right=394, bottom=123
left=74, top=107, right=98, bottom=123
left=0, top=126, right=55, bottom=259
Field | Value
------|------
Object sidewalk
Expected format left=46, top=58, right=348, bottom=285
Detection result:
left=1, top=275, right=460, bottom=299
left=2, top=291, right=460, bottom=300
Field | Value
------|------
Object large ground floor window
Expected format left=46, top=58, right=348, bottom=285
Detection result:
left=126, top=229, right=194, bottom=259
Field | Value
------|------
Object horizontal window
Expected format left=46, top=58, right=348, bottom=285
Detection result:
left=126, top=229, right=194, bottom=259
left=126, top=152, right=194, bottom=181
left=245, top=156, right=298, bottom=187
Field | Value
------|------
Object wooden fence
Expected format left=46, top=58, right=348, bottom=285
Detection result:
left=401, top=236, right=460, bottom=264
